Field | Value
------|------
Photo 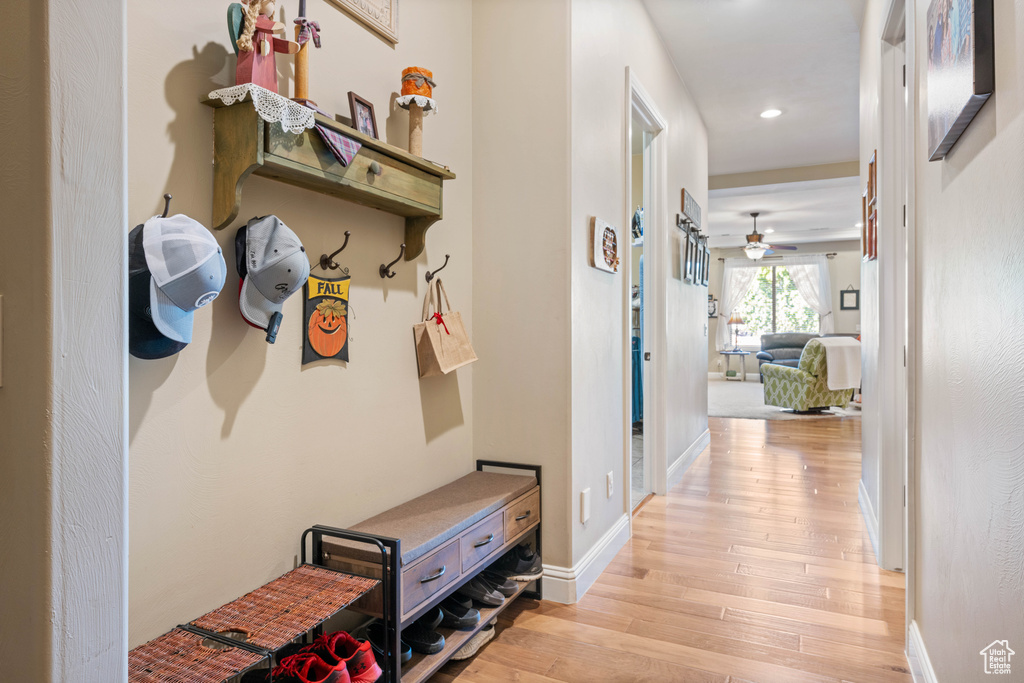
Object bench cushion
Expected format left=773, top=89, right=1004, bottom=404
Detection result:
left=349, top=471, right=537, bottom=566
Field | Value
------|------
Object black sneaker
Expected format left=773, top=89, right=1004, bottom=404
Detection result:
left=440, top=596, right=481, bottom=630
left=403, top=619, right=444, bottom=656
left=480, top=570, right=518, bottom=597
left=455, top=576, right=504, bottom=607
left=364, top=620, right=412, bottom=665
left=492, top=544, right=543, bottom=581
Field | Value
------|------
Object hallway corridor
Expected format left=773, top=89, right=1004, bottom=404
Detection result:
left=438, top=417, right=909, bottom=682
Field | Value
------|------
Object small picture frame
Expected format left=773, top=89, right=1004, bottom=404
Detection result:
left=840, top=288, right=860, bottom=310
left=347, top=92, right=378, bottom=139
left=591, top=217, right=620, bottom=274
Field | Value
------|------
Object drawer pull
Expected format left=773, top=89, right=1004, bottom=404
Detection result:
left=515, top=510, right=532, bottom=521
left=473, top=534, right=495, bottom=548
left=420, top=566, right=447, bottom=583
left=368, top=161, right=383, bottom=176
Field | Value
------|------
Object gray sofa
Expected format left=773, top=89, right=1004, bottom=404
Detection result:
left=755, top=333, right=819, bottom=381
left=755, top=332, right=860, bottom=382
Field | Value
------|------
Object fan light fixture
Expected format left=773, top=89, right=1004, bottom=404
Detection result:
left=744, top=243, right=768, bottom=260
left=760, top=109, right=782, bottom=119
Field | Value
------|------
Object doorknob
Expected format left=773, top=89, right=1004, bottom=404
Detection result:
left=644, top=352, right=651, bottom=361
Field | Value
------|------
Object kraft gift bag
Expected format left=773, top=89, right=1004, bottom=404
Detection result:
left=413, top=279, right=477, bottom=377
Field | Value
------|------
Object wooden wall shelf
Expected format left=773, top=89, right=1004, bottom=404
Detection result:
left=201, top=99, right=455, bottom=261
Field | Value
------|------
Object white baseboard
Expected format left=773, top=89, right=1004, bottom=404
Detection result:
left=859, top=478, right=880, bottom=561
left=668, top=429, right=710, bottom=490
left=541, top=513, right=630, bottom=604
left=907, top=620, right=938, bottom=683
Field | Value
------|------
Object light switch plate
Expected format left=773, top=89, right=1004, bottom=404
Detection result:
left=606, top=471, right=614, bottom=498
left=581, top=488, right=591, bottom=523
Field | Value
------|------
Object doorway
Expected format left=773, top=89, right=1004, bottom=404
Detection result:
left=630, top=116, right=652, bottom=511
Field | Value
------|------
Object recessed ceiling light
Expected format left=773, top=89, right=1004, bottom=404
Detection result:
left=760, top=109, right=782, bottom=119
left=855, top=222, right=864, bottom=228
left=764, top=228, right=775, bottom=234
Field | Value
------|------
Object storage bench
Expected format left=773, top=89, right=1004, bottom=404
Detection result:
left=309, top=460, right=541, bottom=683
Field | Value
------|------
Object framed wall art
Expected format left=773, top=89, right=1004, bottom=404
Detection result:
left=840, top=287, right=860, bottom=311
left=591, top=217, right=620, bottom=274
left=682, top=230, right=695, bottom=283
left=926, top=0, right=994, bottom=161
left=701, top=239, right=711, bottom=286
left=327, top=0, right=399, bottom=44
left=347, top=92, right=378, bottom=139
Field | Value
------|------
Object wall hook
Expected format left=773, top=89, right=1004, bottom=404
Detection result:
left=425, top=254, right=450, bottom=284
left=161, top=193, right=173, bottom=217
left=317, top=231, right=351, bottom=271
left=380, top=243, right=405, bottom=279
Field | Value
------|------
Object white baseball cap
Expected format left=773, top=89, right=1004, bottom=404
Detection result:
left=237, top=215, right=310, bottom=335
left=142, top=215, right=227, bottom=344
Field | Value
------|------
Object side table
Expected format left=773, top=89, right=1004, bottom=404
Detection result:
left=720, top=350, right=751, bottom=381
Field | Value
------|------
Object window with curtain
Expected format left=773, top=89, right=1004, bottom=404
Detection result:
left=734, top=265, right=818, bottom=346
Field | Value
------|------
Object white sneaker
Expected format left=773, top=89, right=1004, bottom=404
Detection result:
left=450, top=625, right=495, bottom=661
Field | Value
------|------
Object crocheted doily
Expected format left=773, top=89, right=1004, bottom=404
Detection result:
left=396, top=95, right=438, bottom=115
left=208, top=84, right=316, bottom=134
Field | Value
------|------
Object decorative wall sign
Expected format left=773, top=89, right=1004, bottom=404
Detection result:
left=327, top=0, right=398, bottom=44
left=591, top=217, right=620, bottom=274
left=680, top=188, right=702, bottom=230
left=926, top=0, right=994, bottom=161
left=302, top=274, right=350, bottom=364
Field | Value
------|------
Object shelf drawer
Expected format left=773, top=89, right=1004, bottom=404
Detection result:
left=459, top=511, right=505, bottom=573
left=264, top=124, right=441, bottom=210
left=505, top=488, right=540, bottom=541
left=402, top=538, right=460, bottom=616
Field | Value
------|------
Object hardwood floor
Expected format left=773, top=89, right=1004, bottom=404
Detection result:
left=434, top=417, right=909, bottom=682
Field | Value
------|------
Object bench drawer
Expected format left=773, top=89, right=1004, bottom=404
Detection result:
left=402, top=539, right=460, bottom=616
left=459, top=511, right=505, bottom=573
left=505, top=488, right=540, bottom=541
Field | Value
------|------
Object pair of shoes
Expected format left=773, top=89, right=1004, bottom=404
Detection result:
left=456, top=576, right=504, bottom=607
left=449, top=623, right=496, bottom=662
left=440, top=595, right=480, bottom=630
left=480, top=570, right=518, bottom=597
left=405, top=608, right=445, bottom=655
left=491, top=544, right=543, bottom=581
left=242, top=632, right=380, bottom=683
left=364, top=620, right=412, bottom=665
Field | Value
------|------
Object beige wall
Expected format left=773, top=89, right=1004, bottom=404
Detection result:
left=570, top=0, right=709, bottom=563
left=862, top=0, right=1024, bottom=677
left=471, top=0, right=573, bottom=569
left=706, top=240, right=861, bottom=375
left=128, top=0, right=475, bottom=646
left=1, top=0, right=128, bottom=678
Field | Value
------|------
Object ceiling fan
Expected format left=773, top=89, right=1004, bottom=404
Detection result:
left=744, top=212, right=798, bottom=260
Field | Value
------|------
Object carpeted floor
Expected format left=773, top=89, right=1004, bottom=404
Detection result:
left=708, top=375, right=861, bottom=421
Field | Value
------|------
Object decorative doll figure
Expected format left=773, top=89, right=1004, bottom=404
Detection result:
left=233, top=0, right=299, bottom=94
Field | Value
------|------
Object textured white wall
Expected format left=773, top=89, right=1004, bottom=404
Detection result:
left=862, top=0, right=1024, bottom=677
left=570, top=0, right=709, bottom=563
left=1, top=0, right=128, bottom=679
left=128, top=0, right=475, bottom=646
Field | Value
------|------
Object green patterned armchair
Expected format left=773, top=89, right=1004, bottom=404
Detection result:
left=762, top=339, right=853, bottom=412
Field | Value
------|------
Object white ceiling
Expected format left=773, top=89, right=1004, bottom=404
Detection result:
left=706, top=177, right=862, bottom=249
left=643, top=0, right=864, bottom=176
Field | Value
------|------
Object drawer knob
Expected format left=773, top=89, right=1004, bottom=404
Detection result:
left=368, top=161, right=383, bottom=176
left=420, top=565, right=447, bottom=583
left=515, top=510, right=532, bottom=521
left=473, top=533, right=495, bottom=548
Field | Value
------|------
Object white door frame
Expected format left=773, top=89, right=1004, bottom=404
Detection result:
left=623, top=68, right=668, bottom=516
left=879, top=0, right=918, bottom=631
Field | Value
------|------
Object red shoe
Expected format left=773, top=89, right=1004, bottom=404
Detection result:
left=271, top=652, right=351, bottom=683
left=307, top=632, right=382, bottom=683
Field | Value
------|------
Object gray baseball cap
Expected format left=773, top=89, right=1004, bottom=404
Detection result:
left=238, top=215, right=310, bottom=331
left=142, top=214, right=227, bottom=344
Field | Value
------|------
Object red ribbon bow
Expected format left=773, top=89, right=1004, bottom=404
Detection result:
left=432, top=312, right=450, bottom=335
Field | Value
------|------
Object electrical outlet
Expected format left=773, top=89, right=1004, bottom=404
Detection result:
left=856, top=323, right=861, bottom=332
left=606, top=472, right=614, bottom=498
left=581, top=488, right=591, bottom=523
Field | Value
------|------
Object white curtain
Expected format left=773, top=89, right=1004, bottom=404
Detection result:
left=785, top=254, right=834, bottom=334
left=716, top=259, right=758, bottom=351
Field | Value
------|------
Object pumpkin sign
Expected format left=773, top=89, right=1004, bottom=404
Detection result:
left=302, top=274, right=350, bottom=364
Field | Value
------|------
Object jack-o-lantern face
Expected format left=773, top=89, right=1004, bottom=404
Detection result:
left=308, top=299, right=347, bottom=357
